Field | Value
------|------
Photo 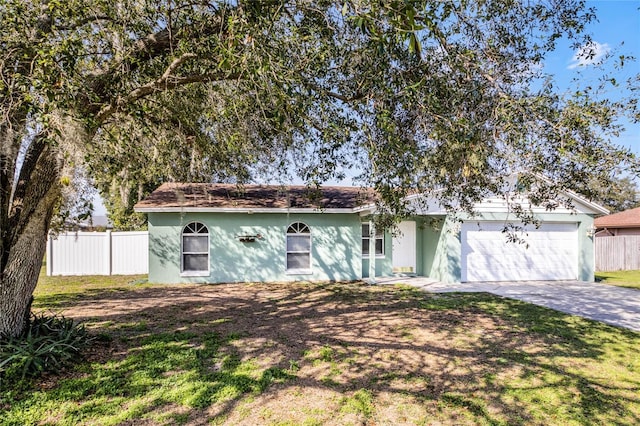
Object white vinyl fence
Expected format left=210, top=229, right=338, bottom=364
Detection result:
left=595, top=235, right=640, bottom=272
left=46, top=231, right=148, bottom=276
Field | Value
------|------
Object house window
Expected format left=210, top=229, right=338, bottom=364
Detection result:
left=362, top=223, right=384, bottom=257
left=182, top=222, right=209, bottom=275
left=286, top=222, right=311, bottom=274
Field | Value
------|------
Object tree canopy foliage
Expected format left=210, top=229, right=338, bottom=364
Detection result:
left=1, top=0, right=638, bottom=335
left=587, top=175, right=639, bottom=213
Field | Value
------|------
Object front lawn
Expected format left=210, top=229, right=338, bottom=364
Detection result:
left=2, top=275, right=639, bottom=425
left=34, top=269, right=149, bottom=297
left=596, top=270, right=640, bottom=290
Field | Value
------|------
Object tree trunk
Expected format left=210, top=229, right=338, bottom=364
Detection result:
left=0, top=232, right=50, bottom=337
left=0, top=142, right=60, bottom=337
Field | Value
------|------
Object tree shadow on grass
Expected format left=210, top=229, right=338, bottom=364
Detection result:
left=12, top=282, right=640, bottom=425
left=48, top=330, right=295, bottom=424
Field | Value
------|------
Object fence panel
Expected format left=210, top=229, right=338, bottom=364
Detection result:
left=625, top=236, right=640, bottom=270
left=111, top=232, right=149, bottom=275
left=595, top=235, right=640, bottom=271
left=47, top=231, right=148, bottom=276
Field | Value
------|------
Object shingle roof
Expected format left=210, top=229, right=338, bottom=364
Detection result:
left=594, top=206, right=640, bottom=229
left=134, top=183, right=376, bottom=211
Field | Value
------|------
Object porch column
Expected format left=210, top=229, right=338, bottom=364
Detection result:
left=368, top=218, right=376, bottom=284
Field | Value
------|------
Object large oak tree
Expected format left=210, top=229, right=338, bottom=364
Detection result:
left=1, top=0, right=636, bottom=336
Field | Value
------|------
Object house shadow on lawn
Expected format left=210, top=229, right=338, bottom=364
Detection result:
left=20, top=282, right=640, bottom=425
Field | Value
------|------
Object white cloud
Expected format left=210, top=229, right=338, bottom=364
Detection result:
left=568, top=41, right=611, bottom=69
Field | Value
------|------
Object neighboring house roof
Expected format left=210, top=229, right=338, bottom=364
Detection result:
left=595, top=206, right=640, bottom=229
left=64, top=215, right=112, bottom=230
left=134, top=183, right=377, bottom=213
left=88, top=215, right=112, bottom=228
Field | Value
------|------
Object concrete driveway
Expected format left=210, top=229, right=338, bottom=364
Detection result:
left=376, top=277, right=640, bottom=332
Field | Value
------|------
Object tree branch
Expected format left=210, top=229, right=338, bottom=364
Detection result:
left=7, top=134, right=60, bottom=258
left=161, top=53, right=197, bottom=80
left=9, top=136, right=47, bottom=226
left=95, top=65, right=241, bottom=124
left=83, top=13, right=228, bottom=116
left=305, top=82, right=364, bottom=103
left=53, top=15, right=115, bottom=31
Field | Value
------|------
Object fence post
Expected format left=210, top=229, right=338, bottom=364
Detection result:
left=46, top=234, right=53, bottom=276
left=104, top=230, right=112, bottom=275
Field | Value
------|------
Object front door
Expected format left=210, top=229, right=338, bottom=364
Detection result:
left=392, top=221, right=417, bottom=274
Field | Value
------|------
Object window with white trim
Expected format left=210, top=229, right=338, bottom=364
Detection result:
left=182, top=222, right=209, bottom=274
left=286, top=222, right=311, bottom=274
left=362, top=223, right=384, bottom=257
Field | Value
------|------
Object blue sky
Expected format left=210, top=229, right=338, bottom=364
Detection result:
left=543, top=0, right=640, bottom=154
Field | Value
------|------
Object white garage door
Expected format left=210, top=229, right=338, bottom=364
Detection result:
left=461, top=222, right=578, bottom=282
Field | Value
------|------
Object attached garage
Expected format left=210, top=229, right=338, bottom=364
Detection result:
left=461, top=222, right=579, bottom=282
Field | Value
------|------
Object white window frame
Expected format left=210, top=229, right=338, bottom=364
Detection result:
left=181, top=222, right=210, bottom=277
left=362, top=223, right=385, bottom=258
left=286, top=222, right=312, bottom=275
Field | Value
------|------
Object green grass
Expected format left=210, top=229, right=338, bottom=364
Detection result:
left=2, top=275, right=639, bottom=425
left=33, top=268, right=150, bottom=308
left=596, top=270, right=640, bottom=289
left=1, top=330, right=293, bottom=425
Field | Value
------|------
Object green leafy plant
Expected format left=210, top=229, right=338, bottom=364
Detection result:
left=0, top=313, right=93, bottom=383
left=340, top=389, right=375, bottom=418
left=318, top=345, right=334, bottom=362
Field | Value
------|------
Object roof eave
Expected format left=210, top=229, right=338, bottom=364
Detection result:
left=528, top=173, right=609, bottom=215
left=566, top=194, right=609, bottom=215
left=595, top=224, right=640, bottom=229
left=134, top=206, right=356, bottom=214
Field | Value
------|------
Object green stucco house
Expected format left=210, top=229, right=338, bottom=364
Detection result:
left=134, top=183, right=607, bottom=284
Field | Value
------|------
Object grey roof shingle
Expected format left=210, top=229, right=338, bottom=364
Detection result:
left=134, top=183, right=376, bottom=211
